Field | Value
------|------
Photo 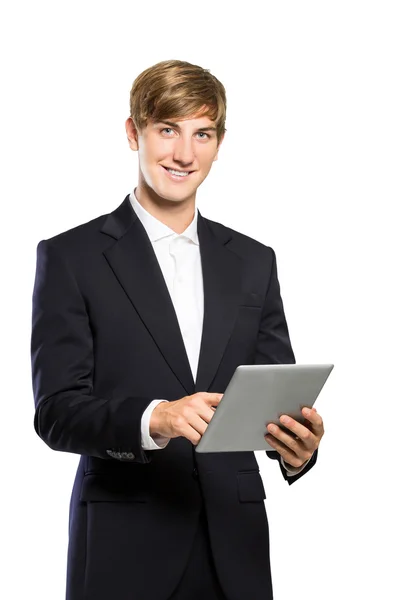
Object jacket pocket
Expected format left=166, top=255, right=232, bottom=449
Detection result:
left=80, top=473, right=148, bottom=502
left=238, top=291, right=263, bottom=308
left=237, top=471, right=266, bottom=502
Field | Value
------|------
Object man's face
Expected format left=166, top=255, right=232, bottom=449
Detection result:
left=126, top=111, right=224, bottom=205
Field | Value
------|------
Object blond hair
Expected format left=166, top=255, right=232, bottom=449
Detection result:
left=129, top=59, right=227, bottom=146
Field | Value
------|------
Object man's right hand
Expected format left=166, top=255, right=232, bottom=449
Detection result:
left=149, top=392, right=223, bottom=445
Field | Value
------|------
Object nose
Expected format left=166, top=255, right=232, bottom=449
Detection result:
left=172, top=135, right=195, bottom=167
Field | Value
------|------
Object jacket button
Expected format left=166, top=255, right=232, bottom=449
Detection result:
left=192, top=467, right=199, bottom=480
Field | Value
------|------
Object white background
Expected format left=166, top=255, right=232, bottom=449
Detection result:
left=1, top=1, right=413, bottom=599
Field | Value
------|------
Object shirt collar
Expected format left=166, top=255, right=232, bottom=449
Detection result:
left=129, top=189, right=199, bottom=245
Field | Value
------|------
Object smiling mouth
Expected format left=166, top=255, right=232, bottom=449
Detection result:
left=162, top=166, right=195, bottom=174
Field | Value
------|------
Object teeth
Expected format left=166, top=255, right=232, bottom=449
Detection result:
left=167, top=168, right=189, bottom=177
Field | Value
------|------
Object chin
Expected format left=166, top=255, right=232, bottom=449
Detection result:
left=153, top=188, right=192, bottom=204
left=156, top=182, right=195, bottom=200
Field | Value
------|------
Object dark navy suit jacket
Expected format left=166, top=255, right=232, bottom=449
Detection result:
left=31, top=194, right=317, bottom=600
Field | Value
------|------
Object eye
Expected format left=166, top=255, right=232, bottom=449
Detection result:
left=160, top=128, right=211, bottom=140
left=161, top=127, right=174, bottom=135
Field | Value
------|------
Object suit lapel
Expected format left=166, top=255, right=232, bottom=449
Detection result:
left=100, top=195, right=243, bottom=396
left=195, top=213, right=242, bottom=392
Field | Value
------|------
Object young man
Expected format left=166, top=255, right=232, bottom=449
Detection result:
left=31, top=59, right=324, bottom=600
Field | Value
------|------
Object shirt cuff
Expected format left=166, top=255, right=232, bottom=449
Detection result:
left=141, top=399, right=171, bottom=450
left=281, top=455, right=311, bottom=476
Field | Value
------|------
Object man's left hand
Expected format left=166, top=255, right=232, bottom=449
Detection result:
left=264, top=407, right=324, bottom=469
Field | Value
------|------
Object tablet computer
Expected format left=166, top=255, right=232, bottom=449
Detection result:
left=195, top=363, right=334, bottom=453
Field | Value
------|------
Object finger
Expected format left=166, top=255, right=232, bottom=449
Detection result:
left=267, top=423, right=303, bottom=453
left=175, top=409, right=207, bottom=444
left=267, top=425, right=313, bottom=463
left=182, top=422, right=202, bottom=445
left=201, top=404, right=217, bottom=422
left=301, top=407, right=324, bottom=437
left=279, top=415, right=317, bottom=450
left=264, top=434, right=305, bottom=469
left=189, top=413, right=211, bottom=434
left=206, top=393, right=224, bottom=407
left=185, top=416, right=208, bottom=445
left=196, top=391, right=223, bottom=401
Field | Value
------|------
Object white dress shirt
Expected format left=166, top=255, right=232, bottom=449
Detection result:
left=129, top=189, right=309, bottom=475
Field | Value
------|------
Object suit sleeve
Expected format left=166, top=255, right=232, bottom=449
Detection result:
left=31, top=239, right=155, bottom=464
left=255, top=246, right=318, bottom=485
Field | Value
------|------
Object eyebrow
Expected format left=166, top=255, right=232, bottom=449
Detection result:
left=158, top=120, right=217, bottom=133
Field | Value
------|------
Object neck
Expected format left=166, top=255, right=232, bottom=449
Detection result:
left=134, top=183, right=196, bottom=235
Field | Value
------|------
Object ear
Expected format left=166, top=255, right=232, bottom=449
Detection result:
left=213, top=131, right=225, bottom=162
left=125, top=117, right=139, bottom=151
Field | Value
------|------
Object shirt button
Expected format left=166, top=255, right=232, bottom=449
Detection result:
left=192, top=467, right=199, bottom=480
